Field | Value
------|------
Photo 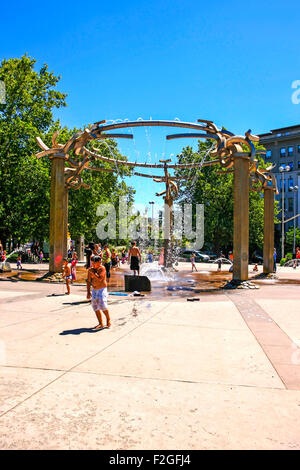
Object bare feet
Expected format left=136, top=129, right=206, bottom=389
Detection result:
left=93, top=324, right=104, bottom=330
left=65, top=292, right=70, bottom=295
left=106, top=321, right=111, bottom=328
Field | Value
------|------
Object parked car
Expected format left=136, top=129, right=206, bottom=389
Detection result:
left=181, top=250, right=210, bottom=262
left=252, top=253, right=263, bottom=264
left=202, top=250, right=217, bottom=261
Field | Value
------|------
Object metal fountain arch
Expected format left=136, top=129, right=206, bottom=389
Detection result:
left=36, top=118, right=277, bottom=278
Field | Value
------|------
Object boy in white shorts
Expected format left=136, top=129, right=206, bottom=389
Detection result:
left=87, top=256, right=111, bottom=330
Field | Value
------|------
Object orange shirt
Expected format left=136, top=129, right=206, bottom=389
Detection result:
left=87, top=266, right=107, bottom=289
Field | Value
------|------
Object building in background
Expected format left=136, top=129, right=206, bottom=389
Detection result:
left=259, top=124, right=300, bottom=254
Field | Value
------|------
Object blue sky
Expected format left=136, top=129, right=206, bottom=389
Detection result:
left=2, top=0, right=300, bottom=207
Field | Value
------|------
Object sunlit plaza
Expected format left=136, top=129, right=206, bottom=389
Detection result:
left=1, top=0, right=300, bottom=452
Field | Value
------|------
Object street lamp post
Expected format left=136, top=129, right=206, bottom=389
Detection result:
left=279, top=165, right=290, bottom=259
left=149, top=200, right=155, bottom=249
left=290, top=185, right=299, bottom=255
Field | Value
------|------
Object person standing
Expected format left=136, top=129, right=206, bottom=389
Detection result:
left=71, top=251, right=78, bottom=283
left=16, top=255, right=22, bottom=270
left=85, top=243, right=94, bottom=269
left=111, top=249, right=118, bottom=269
left=102, top=244, right=111, bottom=281
left=159, top=247, right=164, bottom=266
left=217, top=251, right=224, bottom=272
left=296, top=247, right=300, bottom=267
left=62, top=258, right=72, bottom=295
left=87, top=256, right=111, bottom=330
left=274, top=248, right=277, bottom=273
left=191, top=252, right=198, bottom=272
left=128, top=241, right=142, bottom=276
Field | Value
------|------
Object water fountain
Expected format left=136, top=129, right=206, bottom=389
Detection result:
left=140, top=261, right=174, bottom=282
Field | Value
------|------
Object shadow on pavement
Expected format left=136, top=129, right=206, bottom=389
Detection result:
left=59, top=327, right=106, bottom=335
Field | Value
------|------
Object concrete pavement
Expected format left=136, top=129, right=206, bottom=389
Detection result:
left=0, top=268, right=300, bottom=449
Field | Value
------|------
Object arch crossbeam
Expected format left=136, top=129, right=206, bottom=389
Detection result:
left=35, top=117, right=276, bottom=278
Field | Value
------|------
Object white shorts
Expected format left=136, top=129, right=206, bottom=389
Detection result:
left=92, top=288, right=108, bottom=312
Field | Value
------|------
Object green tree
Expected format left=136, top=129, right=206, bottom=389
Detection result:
left=0, top=55, right=135, bottom=250
left=67, top=137, right=135, bottom=243
left=286, top=227, right=300, bottom=253
left=175, top=140, right=276, bottom=255
left=0, top=55, right=66, bottom=247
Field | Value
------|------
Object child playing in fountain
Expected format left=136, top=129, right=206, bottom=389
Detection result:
left=86, top=256, right=111, bottom=330
left=16, top=255, right=22, bottom=270
left=62, top=258, right=71, bottom=295
left=191, top=252, right=198, bottom=272
left=71, top=251, right=78, bottom=283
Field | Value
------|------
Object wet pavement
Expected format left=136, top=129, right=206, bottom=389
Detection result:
left=3, top=261, right=300, bottom=300
left=1, top=262, right=239, bottom=301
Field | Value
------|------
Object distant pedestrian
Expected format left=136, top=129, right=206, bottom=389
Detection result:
left=62, top=258, right=71, bottom=295
left=39, top=250, right=43, bottom=264
left=217, top=251, right=224, bottom=272
left=159, top=247, right=164, bottom=266
left=293, top=259, right=297, bottom=269
left=102, top=244, right=112, bottom=281
left=111, top=249, right=118, bottom=269
left=85, top=243, right=94, bottom=269
left=273, top=248, right=277, bottom=273
left=71, top=252, right=78, bottom=283
left=16, top=255, right=22, bottom=270
left=191, top=252, right=198, bottom=272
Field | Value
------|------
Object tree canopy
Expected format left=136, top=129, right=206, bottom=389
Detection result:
left=0, top=55, right=134, bottom=248
left=174, top=140, right=277, bottom=255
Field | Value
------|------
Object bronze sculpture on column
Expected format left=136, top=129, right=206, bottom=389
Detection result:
left=36, top=118, right=271, bottom=281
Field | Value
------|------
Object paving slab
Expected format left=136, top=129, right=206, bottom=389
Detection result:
left=75, top=321, right=284, bottom=389
left=0, top=300, right=170, bottom=370
left=151, top=300, right=246, bottom=330
left=0, top=290, right=40, bottom=299
left=0, top=366, right=62, bottom=415
left=0, top=372, right=299, bottom=450
left=255, top=299, right=300, bottom=347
